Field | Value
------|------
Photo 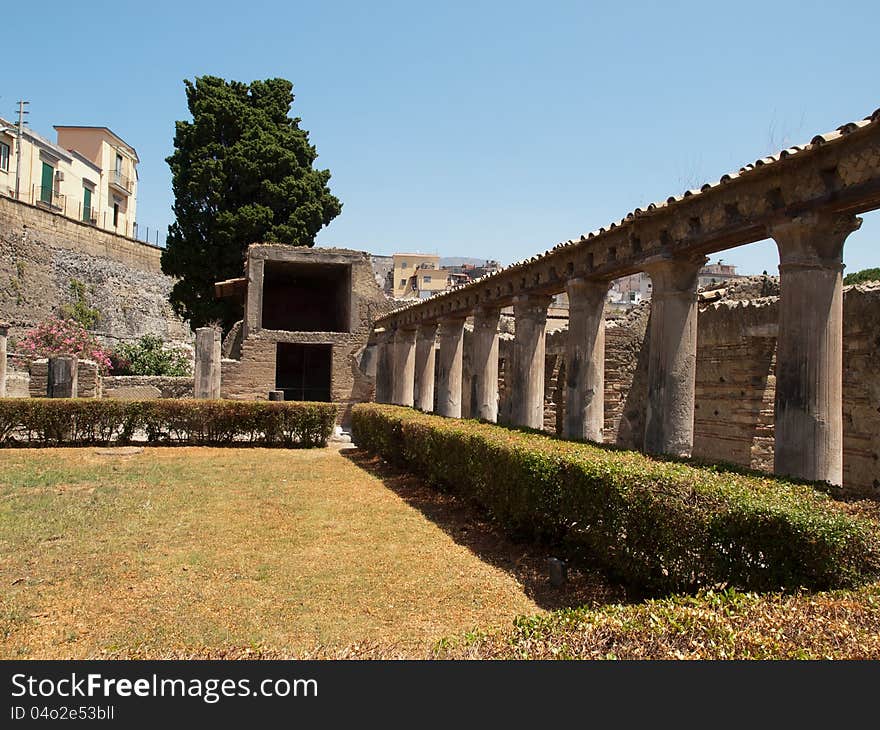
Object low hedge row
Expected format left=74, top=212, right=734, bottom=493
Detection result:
left=351, top=404, right=880, bottom=594
left=0, top=399, right=337, bottom=448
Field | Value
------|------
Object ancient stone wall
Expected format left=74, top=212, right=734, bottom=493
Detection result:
left=28, top=358, right=101, bottom=398
left=0, top=195, right=190, bottom=347
left=222, top=246, right=393, bottom=425
left=103, top=375, right=193, bottom=399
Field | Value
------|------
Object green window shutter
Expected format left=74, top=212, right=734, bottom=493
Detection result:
left=82, top=187, right=92, bottom=221
left=40, top=162, right=53, bottom=203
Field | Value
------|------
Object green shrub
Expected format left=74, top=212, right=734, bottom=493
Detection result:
left=351, top=404, right=880, bottom=595
left=0, top=399, right=336, bottom=448
left=110, top=335, right=192, bottom=377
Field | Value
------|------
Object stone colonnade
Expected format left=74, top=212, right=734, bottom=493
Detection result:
left=374, top=212, right=861, bottom=486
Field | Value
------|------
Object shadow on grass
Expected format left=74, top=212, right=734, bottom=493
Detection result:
left=342, top=447, right=628, bottom=612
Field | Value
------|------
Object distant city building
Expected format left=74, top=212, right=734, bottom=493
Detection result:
left=391, top=252, right=444, bottom=299
left=607, top=260, right=744, bottom=310
left=0, top=119, right=138, bottom=237
left=389, top=253, right=503, bottom=299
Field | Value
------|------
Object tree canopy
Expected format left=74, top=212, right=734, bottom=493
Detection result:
left=844, top=267, right=880, bottom=286
left=161, top=76, right=342, bottom=331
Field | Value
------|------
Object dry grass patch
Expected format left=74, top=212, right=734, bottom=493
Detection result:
left=0, top=445, right=603, bottom=659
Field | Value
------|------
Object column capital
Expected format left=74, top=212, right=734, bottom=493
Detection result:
left=473, top=305, right=501, bottom=329
left=566, top=277, right=611, bottom=307
left=642, top=254, right=708, bottom=297
left=394, top=326, right=418, bottom=343
left=417, top=321, right=438, bottom=336
left=513, top=293, right=553, bottom=320
left=770, top=212, right=862, bottom=269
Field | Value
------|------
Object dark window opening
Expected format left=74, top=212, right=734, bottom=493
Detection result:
left=261, top=261, right=351, bottom=332
left=275, top=343, right=332, bottom=402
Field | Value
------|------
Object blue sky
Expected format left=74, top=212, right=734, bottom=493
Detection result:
left=5, top=0, right=878, bottom=275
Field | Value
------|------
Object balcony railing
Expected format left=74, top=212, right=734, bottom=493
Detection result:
left=32, top=186, right=65, bottom=211
left=109, top=170, right=133, bottom=194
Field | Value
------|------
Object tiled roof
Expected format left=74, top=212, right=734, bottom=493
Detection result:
left=381, top=107, right=880, bottom=319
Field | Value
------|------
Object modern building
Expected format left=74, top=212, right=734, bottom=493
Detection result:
left=391, top=252, right=445, bottom=299
left=608, top=260, right=744, bottom=309
left=0, top=119, right=138, bottom=237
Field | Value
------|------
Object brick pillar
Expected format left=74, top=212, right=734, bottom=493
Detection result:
left=770, top=212, right=861, bottom=486
left=511, top=294, right=552, bottom=429
left=436, top=316, right=466, bottom=418
left=48, top=355, right=78, bottom=398
left=374, top=330, right=394, bottom=404
left=194, top=327, right=221, bottom=399
left=472, top=306, right=501, bottom=422
left=414, top=323, right=438, bottom=412
left=392, top=327, right=417, bottom=407
left=643, top=255, right=707, bottom=457
left=0, top=323, right=7, bottom=398
left=564, top=277, right=609, bottom=441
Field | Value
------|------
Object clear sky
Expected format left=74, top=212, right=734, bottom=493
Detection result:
left=5, top=0, right=878, bottom=275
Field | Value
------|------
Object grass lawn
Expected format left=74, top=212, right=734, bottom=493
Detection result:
left=0, top=445, right=618, bottom=659
left=4, top=444, right=879, bottom=660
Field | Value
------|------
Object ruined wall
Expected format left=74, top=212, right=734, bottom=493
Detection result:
left=223, top=247, right=393, bottom=425
left=103, top=375, right=193, bottom=400
left=843, top=285, right=880, bottom=494
left=28, top=359, right=101, bottom=398
left=693, top=298, right=777, bottom=472
left=0, top=195, right=190, bottom=346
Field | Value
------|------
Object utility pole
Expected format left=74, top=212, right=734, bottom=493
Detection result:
left=14, top=100, right=29, bottom=201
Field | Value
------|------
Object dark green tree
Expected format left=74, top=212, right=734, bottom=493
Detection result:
left=162, top=76, right=342, bottom=331
left=843, top=267, right=880, bottom=285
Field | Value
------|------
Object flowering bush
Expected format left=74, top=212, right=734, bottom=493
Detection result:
left=18, top=317, right=113, bottom=373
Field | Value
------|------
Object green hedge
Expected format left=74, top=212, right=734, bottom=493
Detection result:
left=351, top=404, right=880, bottom=595
left=0, top=399, right=337, bottom=448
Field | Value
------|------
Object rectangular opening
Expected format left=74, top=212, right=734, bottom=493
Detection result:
left=261, top=261, right=351, bottom=332
left=275, top=343, right=332, bottom=402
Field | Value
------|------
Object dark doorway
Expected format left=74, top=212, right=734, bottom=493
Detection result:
left=275, top=343, right=332, bottom=402
left=262, top=261, right=351, bottom=332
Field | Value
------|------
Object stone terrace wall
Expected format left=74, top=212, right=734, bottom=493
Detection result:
left=0, top=196, right=190, bottom=347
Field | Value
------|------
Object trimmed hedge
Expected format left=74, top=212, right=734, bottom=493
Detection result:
left=0, top=399, right=337, bottom=448
left=351, top=404, right=880, bottom=594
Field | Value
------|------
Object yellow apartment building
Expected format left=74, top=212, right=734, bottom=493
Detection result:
left=0, top=119, right=138, bottom=237
left=391, top=252, right=446, bottom=299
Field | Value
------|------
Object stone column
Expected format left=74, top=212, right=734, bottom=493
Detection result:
left=0, top=323, right=8, bottom=398
left=642, top=255, right=707, bottom=457
left=414, top=323, right=438, bottom=412
left=392, top=327, right=417, bottom=407
left=436, top=316, right=466, bottom=418
left=511, top=294, right=552, bottom=429
left=48, top=355, right=78, bottom=398
left=374, top=330, right=394, bottom=404
left=770, top=212, right=860, bottom=486
left=564, top=278, right=609, bottom=441
left=194, top=327, right=221, bottom=399
left=472, top=306, right=501, bottom=421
